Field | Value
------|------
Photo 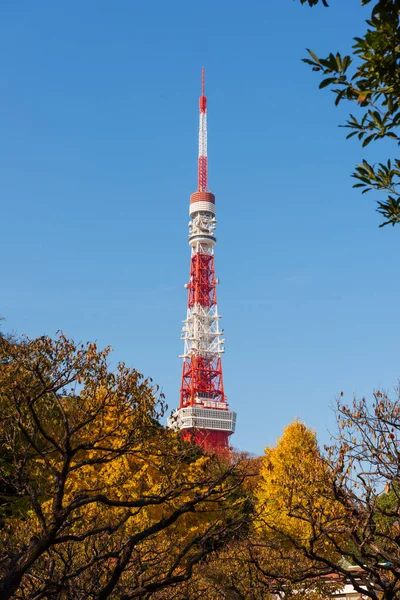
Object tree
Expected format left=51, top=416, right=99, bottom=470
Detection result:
left=0, top=333, right=248, bottom=599
left=252, top=399, right=400, bottom=600
left=165, top=437, right=341, bottom=600
left=250, top=420, right=343, bottom=598
left=256, top=421, right=339, bottom=542
left=170, top=537, right=340, bottom=600
left=300, top=0, right=400, bottom=227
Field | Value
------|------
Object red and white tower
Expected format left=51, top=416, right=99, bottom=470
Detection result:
left=168, top=68, right=236, bottom=451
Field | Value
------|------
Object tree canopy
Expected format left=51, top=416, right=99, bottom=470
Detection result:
left=251, top=399, right=400, bottom=600
left=256, top=420, right=341, bottom=547
left=0, top=333, right=248, bottom=599
left=3, top=337, right=400, bottom=598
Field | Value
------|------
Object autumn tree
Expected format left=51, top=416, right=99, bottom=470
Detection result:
left=155, top=439, right=340, bottom=600
left=163, top=537, right=340, bottom=600
left=247, top=420, right=342, bottom=598
left=250, top=399, right=400, bottom=600
left=316, top=390, right=400, bottom=599
left=299, top=0, right=400, bottom=227
left=0, top=333, right=248, bottom=599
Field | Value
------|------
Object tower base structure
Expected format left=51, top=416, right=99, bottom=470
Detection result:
left=167, top=404, right=236, bottom=451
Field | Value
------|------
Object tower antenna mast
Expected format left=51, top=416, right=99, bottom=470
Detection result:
left=198, top=67, right=208, bottom=192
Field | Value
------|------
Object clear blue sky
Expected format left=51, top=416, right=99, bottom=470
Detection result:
left=1, top=1, right=399, bottom=455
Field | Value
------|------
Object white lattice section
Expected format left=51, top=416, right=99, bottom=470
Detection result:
left=199, top=112, right=207, bottom=158
left=182, top=211, right=222, bottom=359
left=180, top=304, right=224, bottom=359
left=168, top=406, right=236, bottom=433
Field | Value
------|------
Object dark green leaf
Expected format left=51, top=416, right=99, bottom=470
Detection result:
left=319, top=77, right=337, bottom=89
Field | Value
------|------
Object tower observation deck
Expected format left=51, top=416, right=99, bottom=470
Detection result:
left=167, top=69, right=236, bottom=451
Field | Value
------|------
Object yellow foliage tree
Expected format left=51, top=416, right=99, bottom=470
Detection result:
left=256, top=420, right=339, bottom=544
left=248, top=420, right=344, bottom=597
left=248, top=400, right=400, bottom=600
left=0, top=334, right=248, bottom=599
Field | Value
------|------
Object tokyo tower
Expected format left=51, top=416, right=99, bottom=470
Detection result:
left=168, top=68, right=237, bottom=451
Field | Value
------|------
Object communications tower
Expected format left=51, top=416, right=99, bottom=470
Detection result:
left=167, top=69, right=237, bottom=451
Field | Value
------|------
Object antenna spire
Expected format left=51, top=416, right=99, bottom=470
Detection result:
left=199, top=67, right=207, bottom=113
left=198, top=67, right=208, bottom=191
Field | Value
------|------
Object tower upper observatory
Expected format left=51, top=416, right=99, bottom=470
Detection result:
left=167, top=69, right=237, bottom=451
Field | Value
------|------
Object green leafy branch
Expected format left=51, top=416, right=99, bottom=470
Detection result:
left=299, top=0, right=329, bottom=6
left=301, top=0, right=400, bottom=226
left=353, top=159, right=400, bottom=226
